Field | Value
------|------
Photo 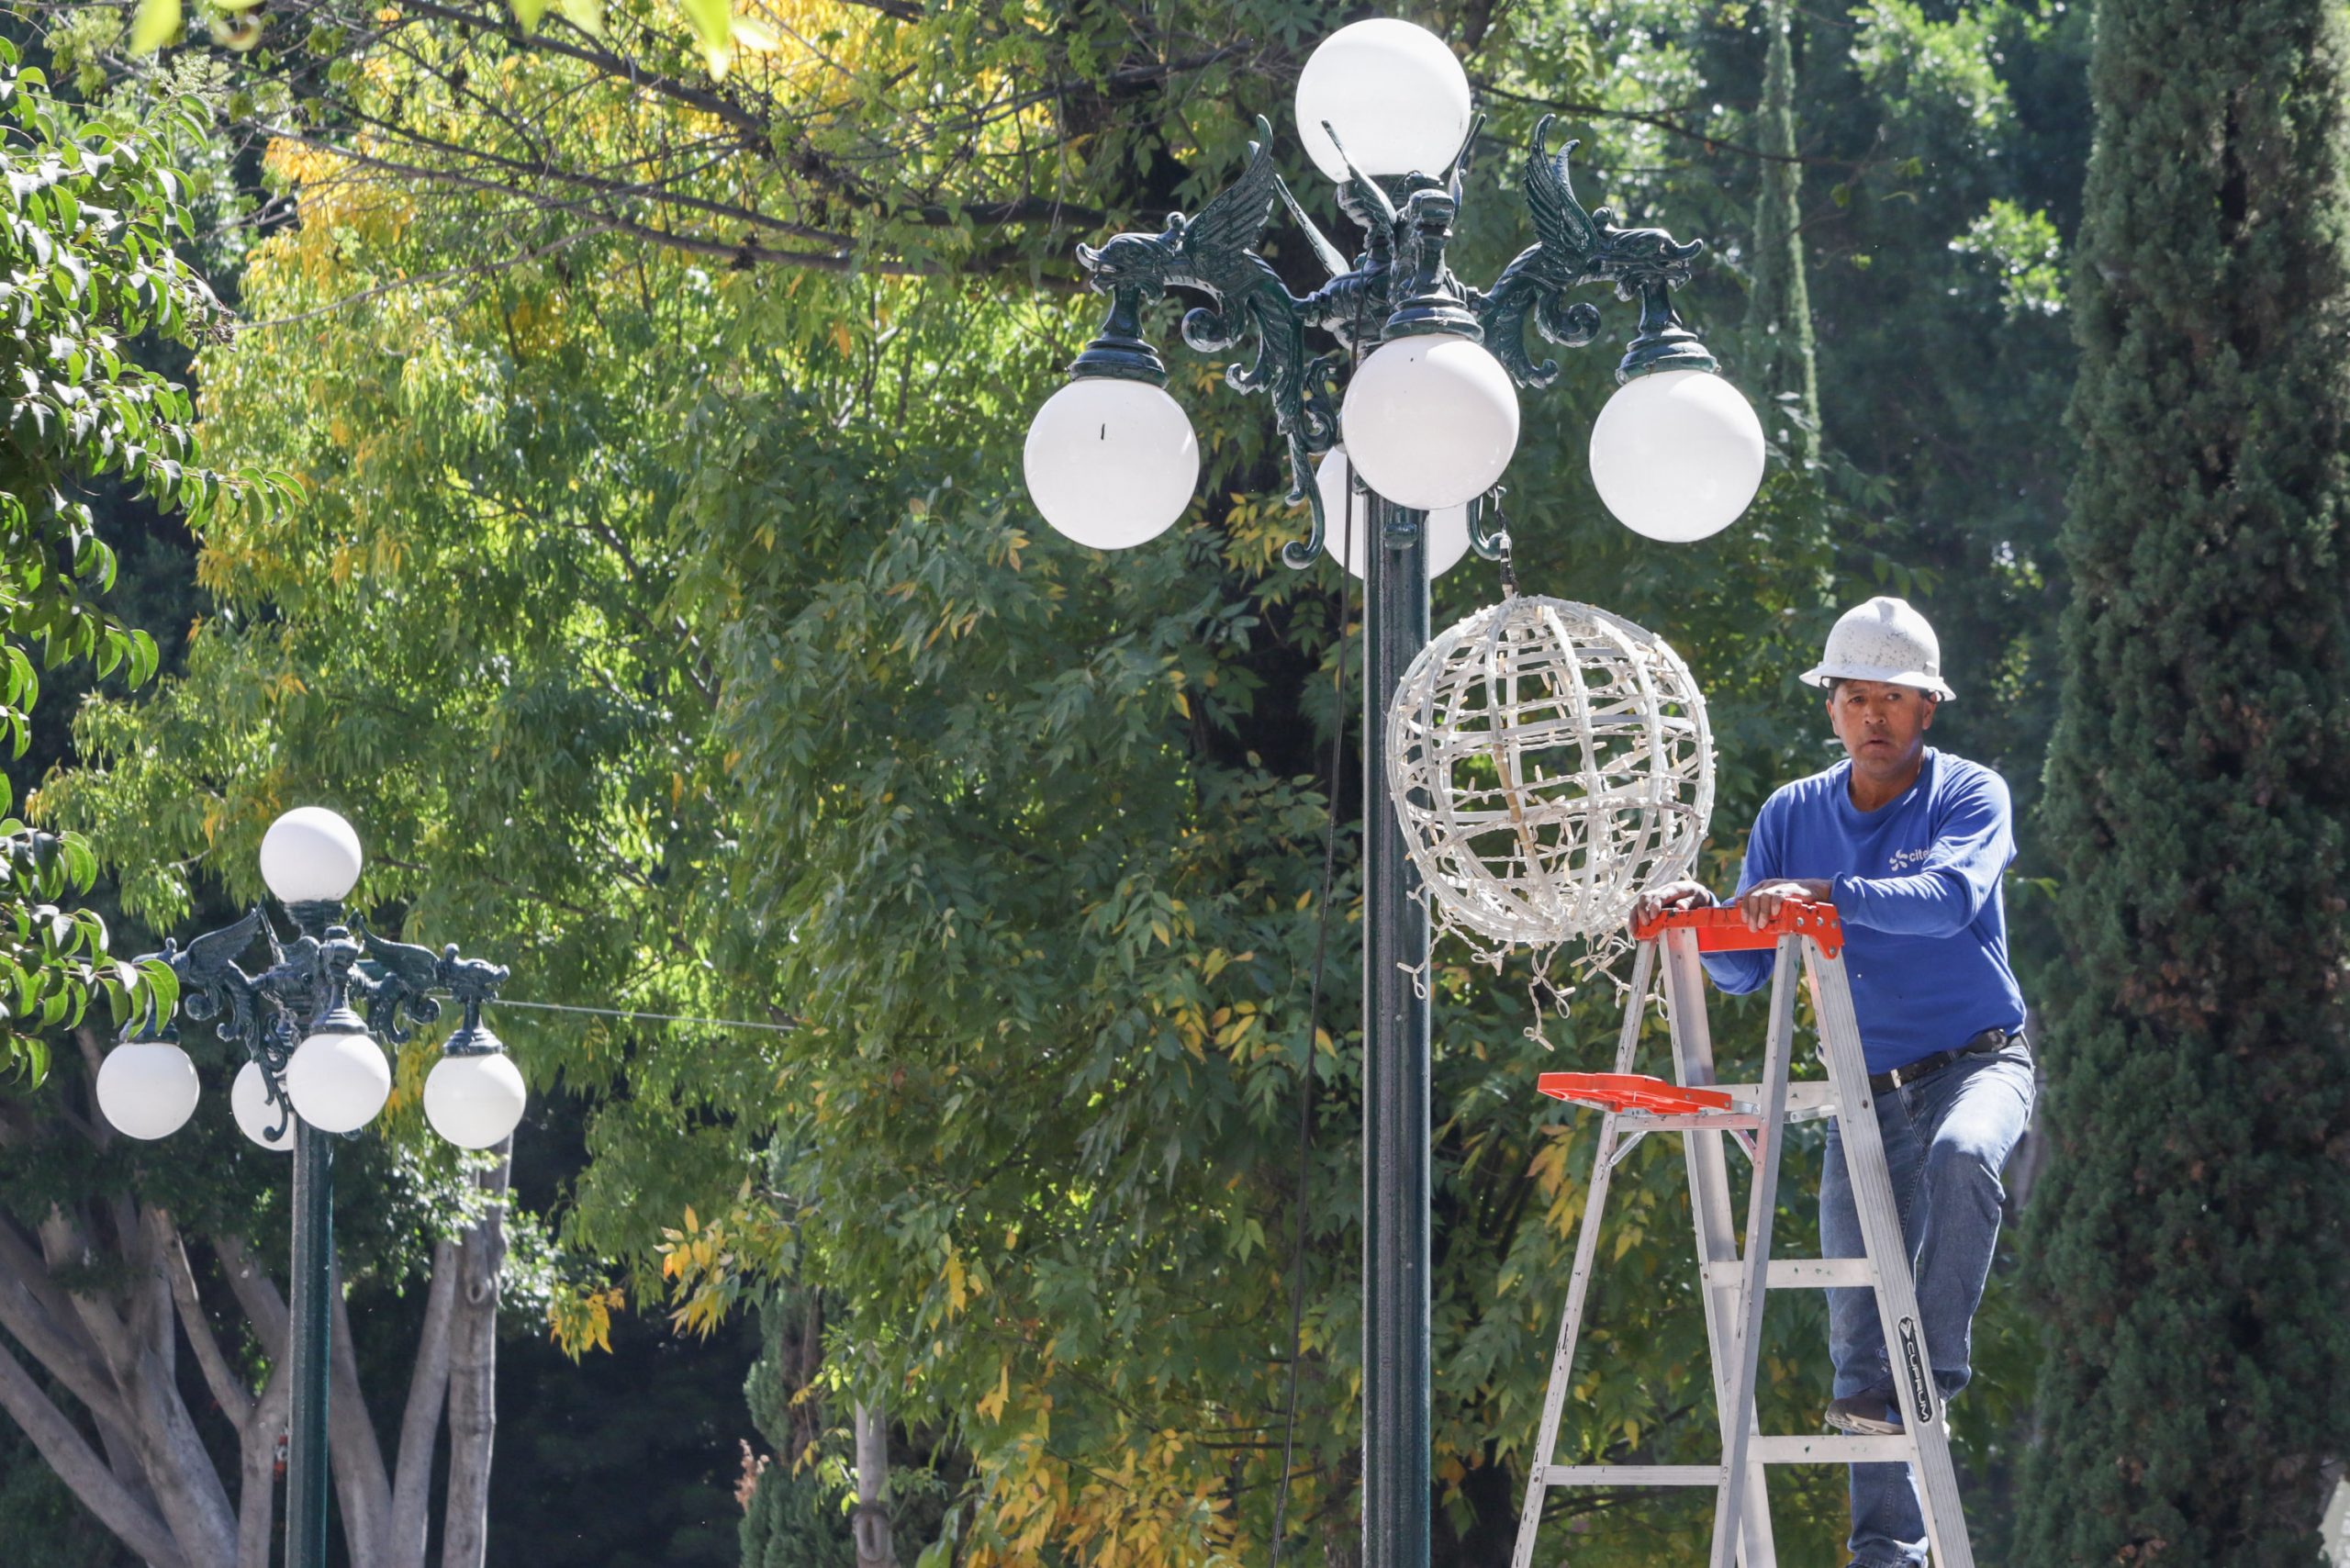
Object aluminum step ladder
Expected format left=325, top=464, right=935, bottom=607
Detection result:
left=1507, top=902, right=1975, bottom=1568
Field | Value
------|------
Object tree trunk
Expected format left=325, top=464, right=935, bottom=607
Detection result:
left=388, top=1239, right=460, bottom=1568
left=0, top=1334, right=193, bottom=1568
left=47, top=1204, right=239, bottom=1568
left=0, top=1182, right=503, bottom=1568
left=329, top=1289, right=394, bottom=1563
left=853, top=1398, right=893, bottom=1568
left=439, top=1138, right=512, bottom=1568
left=235, top=1365, right=289, bottom=1568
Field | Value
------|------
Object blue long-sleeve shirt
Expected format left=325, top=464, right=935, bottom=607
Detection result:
left=1700, top=748, right=2027, bottom=1073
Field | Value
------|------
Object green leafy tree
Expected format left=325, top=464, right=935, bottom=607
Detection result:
left=2015, top=0, right=2350, bottom=1561
left=0, top=37, right=201, bottom=1081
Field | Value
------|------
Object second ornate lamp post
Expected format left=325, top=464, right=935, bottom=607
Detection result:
left=1021, top=19, right=1766, bottom=1568
left=91, top=806, right=518, bottom=1568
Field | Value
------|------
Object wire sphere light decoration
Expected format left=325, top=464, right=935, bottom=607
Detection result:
left=1385, top=595, right=1715, bottom=960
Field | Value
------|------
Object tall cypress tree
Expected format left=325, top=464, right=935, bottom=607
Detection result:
left=2016, top=1, right=2350, bottom=1562
left=1745, top=0, right=1820, bottom=462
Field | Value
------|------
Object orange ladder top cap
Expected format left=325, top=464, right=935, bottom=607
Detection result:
left=1631, top=900, right=1844, bottom=957
left=1537, top=1071, right=1736, bottom=1114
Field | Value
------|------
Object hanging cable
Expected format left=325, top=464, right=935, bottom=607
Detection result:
left=491, top=998, right=800, bottom=1034
left=1270, top=472, right=1355, bottom=1568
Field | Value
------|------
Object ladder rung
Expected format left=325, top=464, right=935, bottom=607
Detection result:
left=1753, top=1435, right=1912, bottom=1463
left=1619, top=1111, right=1762, bottom=1133
left=1543, top=1434, right=1914, bottom=1486
left=1715, top=1081, right=1839, bottom=1120
left=1544, top=1464, right=1722, bottom=1487
left=1701, top=1258, right=1874, bottom=1289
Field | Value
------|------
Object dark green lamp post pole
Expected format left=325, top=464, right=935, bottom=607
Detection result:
left=1019, top=26, right=1731, bottom=1567
left=92, top=808, right=518, bottom=1568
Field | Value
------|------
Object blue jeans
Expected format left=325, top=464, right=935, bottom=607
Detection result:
left=1819, top=1040, right=2034, bottom=1568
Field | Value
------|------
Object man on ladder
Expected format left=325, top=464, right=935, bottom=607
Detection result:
left=1638, top=596, right=2036, bottom=1568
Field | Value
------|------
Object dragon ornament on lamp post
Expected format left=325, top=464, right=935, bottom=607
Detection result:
left=1021, top=21, right=1766, bottom=1568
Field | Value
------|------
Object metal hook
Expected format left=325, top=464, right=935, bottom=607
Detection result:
left=1469, top=486, right=1516, bottom=596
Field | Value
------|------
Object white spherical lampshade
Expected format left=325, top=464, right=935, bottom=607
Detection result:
left=230, top=1059, right=295, bottom=1152
left=259, top=807, right=364, bottom=904
left=95, top=1042, right=199, bottom=1141
left=1341, top=335, right=1520, bottom=511
left=1588, top=369, right=1767, bottom=543
left=1295, top=19, right=1472, bottom=184
left=423, top=1051, right=527, bottom=1149
left=1023, top=377, right=1200, bottom=550
left=283, top=1026, right=390, bottom=1135
left=1315, top=448, right=1472, bottom=579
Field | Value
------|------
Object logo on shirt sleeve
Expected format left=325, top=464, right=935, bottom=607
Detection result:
left=1886, top=846, right=1932, bottom=872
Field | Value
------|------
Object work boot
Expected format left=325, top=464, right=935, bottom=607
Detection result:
left=1823, top=1391, right=1903, bottom=1435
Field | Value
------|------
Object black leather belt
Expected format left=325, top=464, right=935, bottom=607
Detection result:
left=1870, top=1027, right=2022, bottom=1093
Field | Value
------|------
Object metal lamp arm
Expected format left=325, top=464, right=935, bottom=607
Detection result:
left=352, top=922, right=510, bottom=1048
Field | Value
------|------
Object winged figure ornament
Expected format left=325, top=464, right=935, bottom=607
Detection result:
left=165, top=904, right=269, bottom=1045
left=357, top=920, right=446, bottom=1043
left=1475, top=117, right=1609, bottom=387
left=1077, top=118, right=1328, bottom=562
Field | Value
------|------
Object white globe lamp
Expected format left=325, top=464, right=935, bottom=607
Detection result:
left=1588, top=369, right=1767, bottom=543
left=1023, top=377, right=1200, bottom=550
left=1340, top=334, right=1520, bottom=511
left=229, top=1059, right=296, bottom=1152
left=1295, top=19, right=1472, bottom=184
left=1316, top=448, right=1472, bottom=579
left=259, top=807, right=364, bottom=904
left=95, top=1042, right=199, bottom=1141
left=283, top=1021, right=390, bottom=1135
left=423, top=1042, right=528, bottom=1150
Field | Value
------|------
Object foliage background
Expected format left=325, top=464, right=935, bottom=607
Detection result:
left=6, top=2, right=2100, bottom=1564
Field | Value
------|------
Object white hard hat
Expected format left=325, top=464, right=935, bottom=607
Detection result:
left=1801, top=596, right=1955, bottom=700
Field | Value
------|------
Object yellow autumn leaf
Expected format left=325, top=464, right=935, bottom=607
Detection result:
left=944, top=1247, right=968, bottom=1315
left=976, top=1361, right=1011, bottom=1420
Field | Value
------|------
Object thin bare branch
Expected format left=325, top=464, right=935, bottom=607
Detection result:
left=149, top=1213, right=253, bottom=1425
left=236, top=221, right=624, bottom=332
left=236, top=1363, right=290, bottom=1568
left=1473, top=82, right=1850, bottom=169
left=212, top=1235, right=288, bottom=1360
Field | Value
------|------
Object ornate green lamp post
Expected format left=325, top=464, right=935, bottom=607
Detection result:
left=1020, top=18, right=1767, bottom=1568
left=91, top=806, right=520, bottom=1568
